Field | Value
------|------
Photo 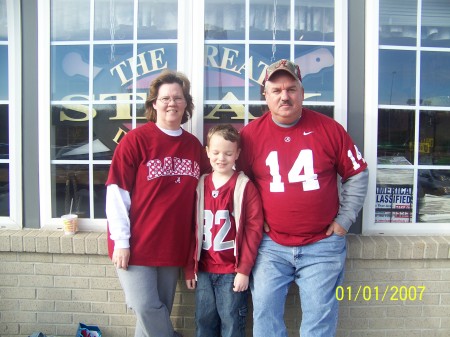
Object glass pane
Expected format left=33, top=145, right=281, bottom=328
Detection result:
left=421, top=0, right=450, bottom=48
left=138, top=0, right=178, bottom=39
left=420, top=51, right=450, bottom=107
left=378, top=50, right=416, bottom=105
left=51, top=45, right=90, bottom=100
left=93, top=44, right=133, bottom=96
left=0, top=46, right=8, bottom=99
left=295, top=46, right=334, bottom=102
left=418, top=110, right=450, bottom=165
left=294, top=0, right=334, bottom=42
left=92, top=104, right=117, bottom=160
left=51, top=104, right=89, bottom=160
left=204, top=102, right=245, bottom=125
left=248, top=44, right=290, bottom=100
left=91, top=103, right=146, bottom=159
left=93, top=165, right=109, bottom=218
left=377, top=109, right=415, bottom=165
left=51, top=164, right=90, bottom=218
left=417, top=169, right=450, bottom=223
left=51, top=0, right=90, bottom=41
left=375, top=168, right=414, bottom=223
left=0, top=0, right=7, bottom=41
left=0, top=163, right=8, bottom=217
left=93, top=43, right=177, bottom=97
left=95, top=0, right=134, bottom=40
left=205, top=43, right=247, bottom=100
left=308, top=105, right=333, bottom=119
left=0, top=104, right=8, bottom=159
left=205, top=0, right=245, bottom=40
left=379, top=0, right=417, bottom=46
left=250, top=0, right=290, bottom=40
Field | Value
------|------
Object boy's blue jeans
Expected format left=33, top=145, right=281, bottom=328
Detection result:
left=251, top=233, right=347, bottom=337
left=195, top=271, right=248, bottom=337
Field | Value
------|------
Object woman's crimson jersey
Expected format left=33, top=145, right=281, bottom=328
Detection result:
left=238, top=108, right=367, bottom=246
left=106, top=122, right=207, bottom=267
left=198, top=172, right=239, bottom=274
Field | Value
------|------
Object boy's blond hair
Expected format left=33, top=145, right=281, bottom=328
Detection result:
left=206, top=124, right=240, bottom=148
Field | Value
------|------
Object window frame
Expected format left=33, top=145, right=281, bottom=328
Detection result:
left=37, top=0, right=196, bottom=231
left=362, top=0, right=450, bottom=235
left=0, top=0, right=22, bottom=229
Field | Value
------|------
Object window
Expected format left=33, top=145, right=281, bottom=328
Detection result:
left=38, top=0, right=191, bottom=230
left=364, top=0, right=450, bottom=234
left=0, top=0, right=21, bottom=229
left=37, top=0, right=345, bottom=230
left=199, top=0, right=347, bottom=143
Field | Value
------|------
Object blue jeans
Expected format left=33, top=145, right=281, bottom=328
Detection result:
left=251, top=234, right=346, bottom=337
left=195, top=272, right=248, bottom=337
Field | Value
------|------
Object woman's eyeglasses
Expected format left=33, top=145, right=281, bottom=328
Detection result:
left=157, top=97, right=185, bottom=105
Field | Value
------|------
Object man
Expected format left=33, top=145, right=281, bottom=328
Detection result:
left=237, top=59, right=369, bottom=337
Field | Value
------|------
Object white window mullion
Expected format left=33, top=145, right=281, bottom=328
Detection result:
left=190, top=0, right=205, bottom=141
left=38, top=0, right=53, bottom=228
left=362, top=0, right=380, bottom=232
left=333, top=0, right=348, bottom=128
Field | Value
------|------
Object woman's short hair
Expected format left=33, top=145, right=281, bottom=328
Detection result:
left=144, top=70, right=194, bottom=123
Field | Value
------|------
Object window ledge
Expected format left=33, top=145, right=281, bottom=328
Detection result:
left=0, top=230, right=449, bottom=260
left=347, top=234, right=450, bottom=259
left=0, top=229, right=108, bottom=255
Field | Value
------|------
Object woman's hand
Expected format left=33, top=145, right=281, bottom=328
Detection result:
left=112, top=248, right=130, bottom=270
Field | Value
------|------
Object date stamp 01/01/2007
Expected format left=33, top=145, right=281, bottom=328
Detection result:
left=336, top=285, right=426, bottom=302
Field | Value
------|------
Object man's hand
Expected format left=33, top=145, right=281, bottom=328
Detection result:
left=112, top=248, right=130, bottom=270
left=326, top=221, right=347, bottom=236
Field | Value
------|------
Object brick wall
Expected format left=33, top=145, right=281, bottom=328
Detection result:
left=0, top=230, right=449, bottom=337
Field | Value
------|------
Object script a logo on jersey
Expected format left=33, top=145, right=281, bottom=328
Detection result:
left=146, top=157, right=200, bottom=181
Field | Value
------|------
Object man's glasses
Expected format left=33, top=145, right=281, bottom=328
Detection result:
left=157, top=97, right=185, bottom=105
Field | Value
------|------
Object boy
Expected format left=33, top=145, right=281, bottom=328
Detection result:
left=184, top=124, right=263, bottom=337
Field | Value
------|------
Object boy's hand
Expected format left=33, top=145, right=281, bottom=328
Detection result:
left=185, top=279, right=196, bottom=290
left=233, top=273, right=249, bottom=292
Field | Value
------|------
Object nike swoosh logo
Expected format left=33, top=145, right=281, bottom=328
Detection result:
left=303, top=131, right=314, bottom=135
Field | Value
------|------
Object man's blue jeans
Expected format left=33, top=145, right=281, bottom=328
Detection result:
left=195, top=272, right=248, bottom=337
left=251, top=233, right=346, bottom=337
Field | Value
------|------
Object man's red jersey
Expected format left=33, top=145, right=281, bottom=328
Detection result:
left=238, top=108, right=367, bottom=246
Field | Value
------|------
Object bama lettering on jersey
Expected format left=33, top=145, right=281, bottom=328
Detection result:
left=146, top=156, right=200, bottom=180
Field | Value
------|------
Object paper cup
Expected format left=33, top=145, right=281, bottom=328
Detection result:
left=61, top=214, right=78, bottom=235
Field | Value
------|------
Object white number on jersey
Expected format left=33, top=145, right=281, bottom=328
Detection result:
left=348, top=145, right=365, bottom=170
left=202, top=210, right=234, bottom=251
left=265, top=150, right=319, bottom=192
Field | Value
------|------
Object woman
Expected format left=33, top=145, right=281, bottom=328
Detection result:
left=106, top=70, right=207, bottom=337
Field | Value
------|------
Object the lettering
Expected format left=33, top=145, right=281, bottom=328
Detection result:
left=110, top=48, right=167, bottom=86
left=204, top=92, right=254, bottom=120
left=59, top=93, right=147, bottom=122
left=147, top=157, right=200, bottom=180
left=205, top=45, right=268, bottom=85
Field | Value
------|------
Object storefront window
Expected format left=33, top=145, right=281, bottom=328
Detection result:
left=367, top=0, right=450, bottom=230
left=44, top=0, right=179, bottom=228
left=203, top=0, right=338, bottom=142
left=39, top=0, right=344, bottom=229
